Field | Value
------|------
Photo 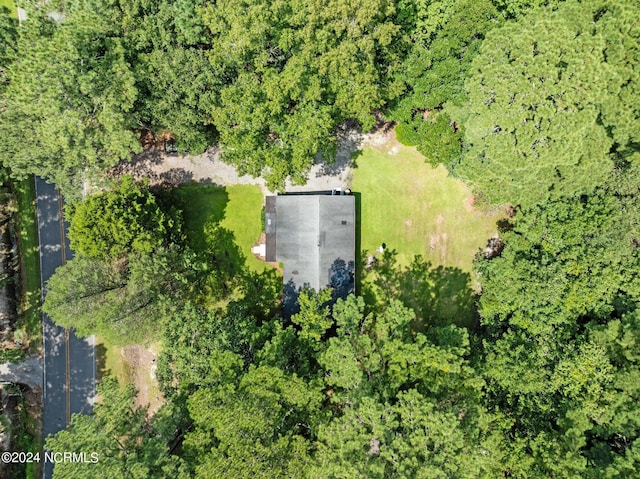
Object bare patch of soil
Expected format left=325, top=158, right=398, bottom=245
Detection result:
left=119, top=345, right=163, bottom=416
left=464, top=194, right=476, bottom=212
left=429, top=214, right=449, bottom=262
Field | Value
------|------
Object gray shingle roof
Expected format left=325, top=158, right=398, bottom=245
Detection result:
left=265, top=194, right=355, bottom=314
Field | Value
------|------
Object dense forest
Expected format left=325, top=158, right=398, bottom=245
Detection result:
left=2, top=0, right=640, bottom=477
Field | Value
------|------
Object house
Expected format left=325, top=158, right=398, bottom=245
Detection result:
left=265, top=193, right=356, bottom=316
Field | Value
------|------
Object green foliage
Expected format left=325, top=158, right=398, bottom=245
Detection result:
left=312, top=390, right=503, bottom=479
left=47, top=378, right=186, bottom=478
left=185, top=366, right=319, bottom=478
left=43, top=246, right=202, bottom=345
left=389, top=0, right=499, bottom=167
left=0, top=6, right=17, bottom=91
left=492, top=0, right=566, bottom=18
left=200, top=0, right=408, bottom=189
left=395, top=112, right=463, bottom=168
left=123, top=0, right=218, bottom=153
left=13, top=176, right=42, bottom=355
left=415, top=113, right=462, bottom=168
left=477, top=169, right=640, bottom=337
left=320, top=296, right=479, bottom=403
left=310, top=296, right=502, bottom=478
left=392, top=121, right=419, bottom=146
left=0, top=3, right=140, bottom=195
left=157, top=301, right=265, bottom=395
left=456, top=0, right=640, bottom=208
left=15, top=3, right=640, bottom=478
left=394, top=0, right=501, bottom=113
left=475, top=167, right=640, bottom=476
left=291, top=288, right=333, bottom=346
left=68, top=176, right=180, bottom=259
left=136, top=47, right=216, bottom=153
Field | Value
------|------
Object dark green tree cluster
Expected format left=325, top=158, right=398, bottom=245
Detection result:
left=46, top=378, right=188, bottom=478
left=153, top=291, right=505, bottom=479
left=389, top=0, right=501, bottom=167
left=474, top=168, right=640, bottom=477
left=0, top=0, right=215, bottom=196
left=67, top=175, right=181, bottom=258
left=0, top=0, right=562, bottom=197
left=0, top=0, right=410, bottom=193
left=0, top=1, right=141, bottom=195
left=198, top=0, right=407, bottom=187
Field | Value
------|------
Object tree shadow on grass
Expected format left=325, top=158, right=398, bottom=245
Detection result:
left=361, top=249, right=478, bottom=331
left=159, top=185, right=229, bottom=254
left=95, top=342, right=109, bottom=381
left=201, top=225, right=247, bottom=301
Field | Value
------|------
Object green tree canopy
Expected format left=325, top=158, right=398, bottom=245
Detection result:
left=0, top=6, right=17, bottom=92
left=200, top=0, right=408, bottom=188
left=43, top=246, right=202, bottom=345
left=0, top=2, right=140, bottom=195
left=474, top=167, right=640, bottom=476
left=389, top=0, right=501, bottom=167
left=67, top=176, right=181, bottom=259
left=185, top=365, right=319, bottom=478
left=456, top=0, right=640, bottom=208
left=46, top=378, right=186, bottom=479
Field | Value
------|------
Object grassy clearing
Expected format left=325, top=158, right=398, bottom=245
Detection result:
left=0, top=0, right=16, bottom=17
left=97, top=338, right=133, bottom=386
left=351, top=144, right=504, bottom=273
left=350, top=140, right=505, bottom=330
left=14, top=177, right=41, bottom=354
left=172, top=184, right=266, bottom=273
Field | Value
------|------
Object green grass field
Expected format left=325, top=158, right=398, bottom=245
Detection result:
left=351, top=142, right=505, bottom=329
left=14, top=177, right=41, bottom=354
left=11, top=176, right=41, bottom=479
left=172, top=184, right=266, bottom=273
left=0, top=0, right=17, bottom=17
left=351, top=144, right=503, bottom=273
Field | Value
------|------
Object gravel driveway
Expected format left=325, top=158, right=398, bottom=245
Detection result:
left=115, top=125, right=392, bottom=193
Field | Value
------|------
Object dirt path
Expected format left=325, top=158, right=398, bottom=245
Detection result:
left=114, top=124, right=395, bottom=192
left=119, top=345, right=163, bottom=416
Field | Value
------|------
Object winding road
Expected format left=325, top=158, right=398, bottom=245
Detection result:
left=35, top=177, right=96, bottom=479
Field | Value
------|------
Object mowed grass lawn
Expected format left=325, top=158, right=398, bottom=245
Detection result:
left=171, top=184, right=266, bottom=273
left=351, top=144, right=504, bottom=273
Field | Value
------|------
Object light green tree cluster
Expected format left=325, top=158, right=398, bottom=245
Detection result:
left=456, top=0, right=640, bottom=208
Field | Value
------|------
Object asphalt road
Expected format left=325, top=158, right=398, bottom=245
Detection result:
left=35, top=177, right=96, bottom=479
